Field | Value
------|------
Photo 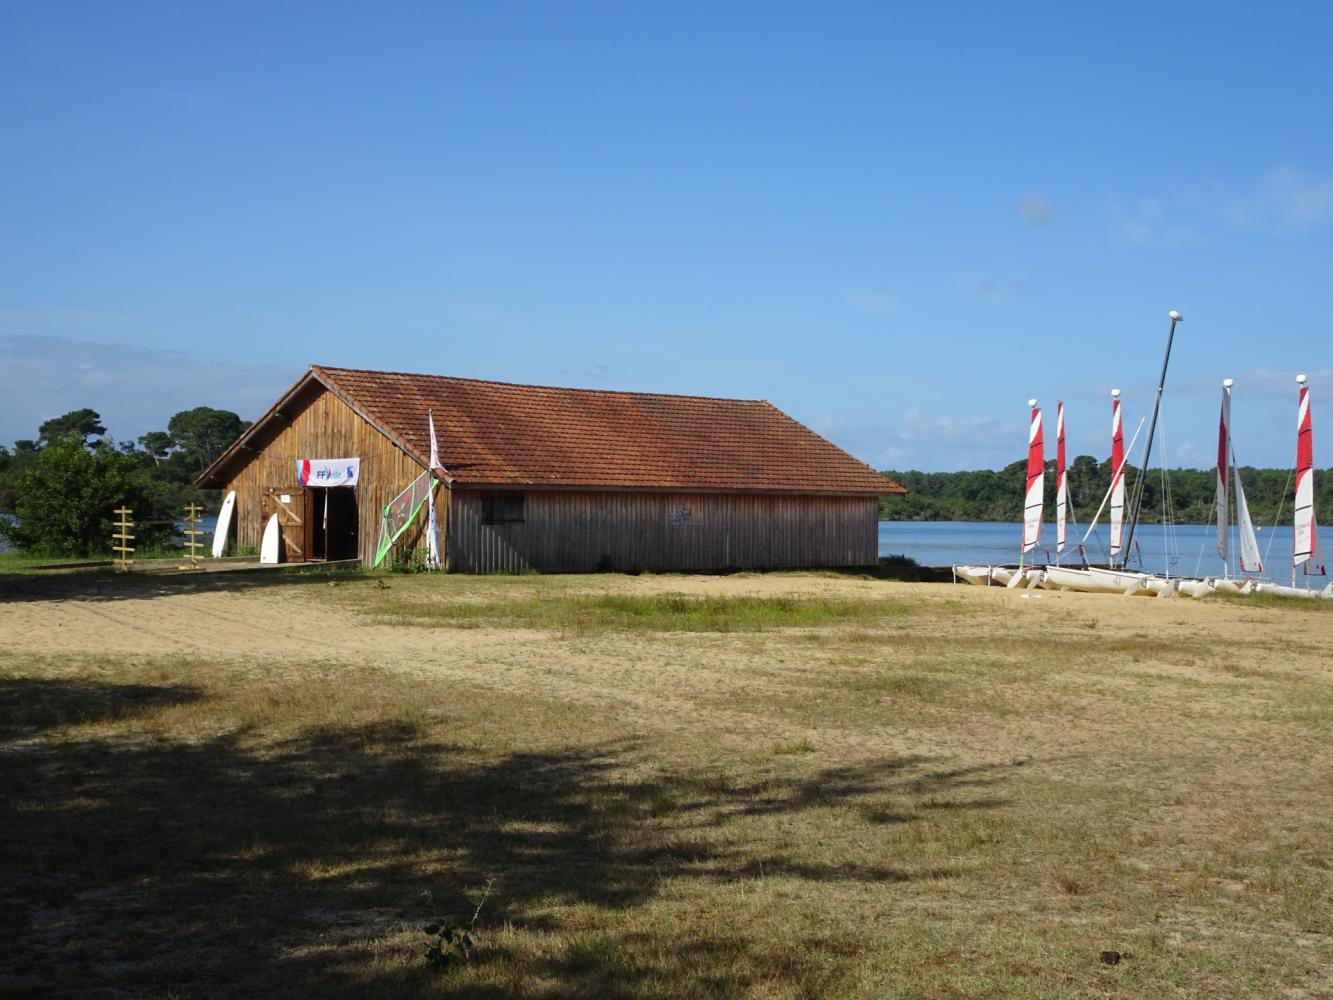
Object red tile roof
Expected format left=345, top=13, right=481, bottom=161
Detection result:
left=212, top=366, right=902, bottom=495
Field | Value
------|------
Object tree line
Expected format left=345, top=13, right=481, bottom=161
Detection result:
left=5, top=407, right=1328, bottom=554
left=879, top=457, right=1332, bottom=526
left=0, top=406, right=246, bottom=556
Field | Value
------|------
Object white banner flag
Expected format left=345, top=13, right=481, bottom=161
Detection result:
left=426, top=412, right=441, bottom=571
left=297, top=458, right=360, bottom=487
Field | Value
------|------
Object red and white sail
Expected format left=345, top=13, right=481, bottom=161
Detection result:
left=1055, top=401, right=1070, bottom=554
left=1022, top=400, right=1044, bottom=554
left=1294, top=376, right=1326, bottom=575
left=1108, top=389, right=1126, bottom=558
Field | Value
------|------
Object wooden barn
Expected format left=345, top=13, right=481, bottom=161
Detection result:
left=196, top=366, right=904, bottom=572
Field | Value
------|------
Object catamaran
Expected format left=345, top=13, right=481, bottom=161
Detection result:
left=1048, top=373, right=1327, bottom=599
left=1253, top=374, right=1332, bottom=599
left=1055, top=400, right=1072, bottom=562
left=956, top=310, right=1331, bottom=599
left=1006, top=399, right=1047, bottom=589
left=1038, top=387, right=1157, bottom=594
left=1293, top=373, right=1328, bottom=582
left=1109, top=388, right=1126, bottom=563
left=1208, top=377, right=1263, bottom=594
left=1006, top=310, right=1185, bottom=595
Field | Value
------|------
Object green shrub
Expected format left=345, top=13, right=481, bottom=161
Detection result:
left=0, top=435, right=175, bottom=557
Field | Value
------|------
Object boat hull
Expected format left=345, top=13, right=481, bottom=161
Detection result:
left=1253, top=581, right=1333, bottom=600
left=1037, top=566, right=1151, bottom=595
left=953, top=565, right=1014, bottom=587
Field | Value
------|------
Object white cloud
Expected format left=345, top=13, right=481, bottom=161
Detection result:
left=1111, top=196, right=1196, bottom=246
left=1174, top=367, right=1333, bottom=401
left=0, top=306, right=142, bottom=341
left=1173, top=441, right=1200, bottom=465
left=557, top=363, right=621, bottom=384
left=958, top=274, right=1027, bottom=303
left=835, top=408, right=1027, bottom=470
left=1115, top=196, right=1161, bottom=242
left=846, top=289, right=902, bottom=315
left=1109, top=166, right=1331, bottom=246
left=895, top=407, right=1019, bottom=450
left=0, top=335, right=296, bottom=444
left=804, top=411, right=1018, bottom=471
left=1018, top=193, right=1053, bottom=226
left=1223, top=165, right=1333, bottom=234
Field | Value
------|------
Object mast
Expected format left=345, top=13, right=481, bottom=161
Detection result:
left=1055, top=401, right=1068, bottom=563
left=1294, top=374, right=1326, bottom=584
left=1109, top=389, right=1126, bottom=561
left=1022, top=399, right=1044, bottom=558
left=1121, top=309, right=1182, bottom=568
left=1079, top=416, right=1145, bottom=552
left=1217, top=379, right=1232, bottom=574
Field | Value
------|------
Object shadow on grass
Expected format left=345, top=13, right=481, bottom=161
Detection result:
left=0, top=563, right=364, bottom=604
left=1, top=681, right=1017, bottom=998
left=0, top=678, right=203, bottom=739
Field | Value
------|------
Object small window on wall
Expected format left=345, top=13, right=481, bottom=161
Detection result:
left=481, top=491, right=525, bottom=525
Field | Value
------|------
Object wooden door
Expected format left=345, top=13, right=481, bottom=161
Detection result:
left=263, top=487, right=310, bottom=562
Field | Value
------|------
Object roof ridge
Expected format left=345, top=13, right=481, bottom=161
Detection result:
left=312, top=364, right=768, bottom=406
left=197, top=365, right=904, bottom=496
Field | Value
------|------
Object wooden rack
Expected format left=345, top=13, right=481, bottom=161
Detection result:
left=181, top=503, right=205, bottom=570
left=112, top=507, right=135, bottom=572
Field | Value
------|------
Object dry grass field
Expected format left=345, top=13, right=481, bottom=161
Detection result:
left=2, top=567, right=1331, bottom=998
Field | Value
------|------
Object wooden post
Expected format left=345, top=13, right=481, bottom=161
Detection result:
left=112, top=507, right=135, bottom=572
left=182, top=503, right=205, bottom=570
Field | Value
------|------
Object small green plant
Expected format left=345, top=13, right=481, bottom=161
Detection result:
left=391, top=548, right=429, bottom=573
left=422, top=878, right=494, bottom=972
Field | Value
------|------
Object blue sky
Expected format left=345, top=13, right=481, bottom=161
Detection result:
left=3, top=2, right=1331, bottom=471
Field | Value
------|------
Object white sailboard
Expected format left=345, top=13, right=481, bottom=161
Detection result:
left=212, top=490, right=236, bottom=558
left=260, top=513, right=281, bottom=564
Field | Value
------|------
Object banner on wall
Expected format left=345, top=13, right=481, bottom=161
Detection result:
left=296, top=458, right=360, bottom=487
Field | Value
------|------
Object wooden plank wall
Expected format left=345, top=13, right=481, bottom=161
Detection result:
left=219, top=383, right=878, bottom=572
left=223, top=385, right=428, bottom=566
left=447, top=490, right=879, bottom=573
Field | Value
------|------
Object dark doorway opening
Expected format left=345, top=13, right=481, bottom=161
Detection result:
left=310, top=488, right=359, bottom=561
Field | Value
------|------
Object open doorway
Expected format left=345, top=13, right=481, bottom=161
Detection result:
left=310, top=488, right=359, bottom=561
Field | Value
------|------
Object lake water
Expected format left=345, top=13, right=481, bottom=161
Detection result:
left=879, top=519, right=1333, bottom=575
left=4, top=513, right=1327, bottom=577
left=0, top=515, right=221, bottom=556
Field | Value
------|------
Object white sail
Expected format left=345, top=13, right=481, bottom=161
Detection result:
left=1295, top=471, right=1317, bottom=564
left=1233, top=455, right=1263, bottom=574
